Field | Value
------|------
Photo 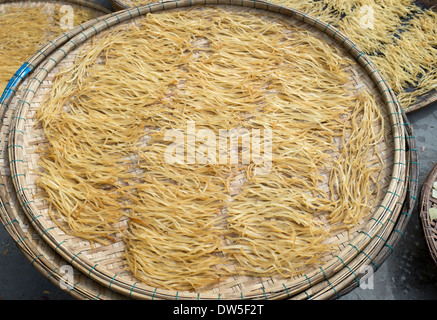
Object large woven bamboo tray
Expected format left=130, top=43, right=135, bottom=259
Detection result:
left=0, top=0, right=128, bottom=300
left=4, top=0, right=418, bottom=300
left=420, top=163, right=437, bottom=266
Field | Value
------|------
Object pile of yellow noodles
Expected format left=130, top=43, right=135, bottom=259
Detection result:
left=270, top=0, right=437, bottom=110
left=371, top=9, right=437, bottom=108
left=36, top=8, right=385, bottom=291
left=0, top=4, right=97, bottom=93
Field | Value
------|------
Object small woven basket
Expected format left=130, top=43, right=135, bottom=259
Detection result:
left=420, top=163, right=437, bottom=266
left=2, top=0, right=418, bottom=300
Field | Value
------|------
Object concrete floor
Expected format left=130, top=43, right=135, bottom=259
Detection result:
left=0, top=101, right=436, bottom=300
